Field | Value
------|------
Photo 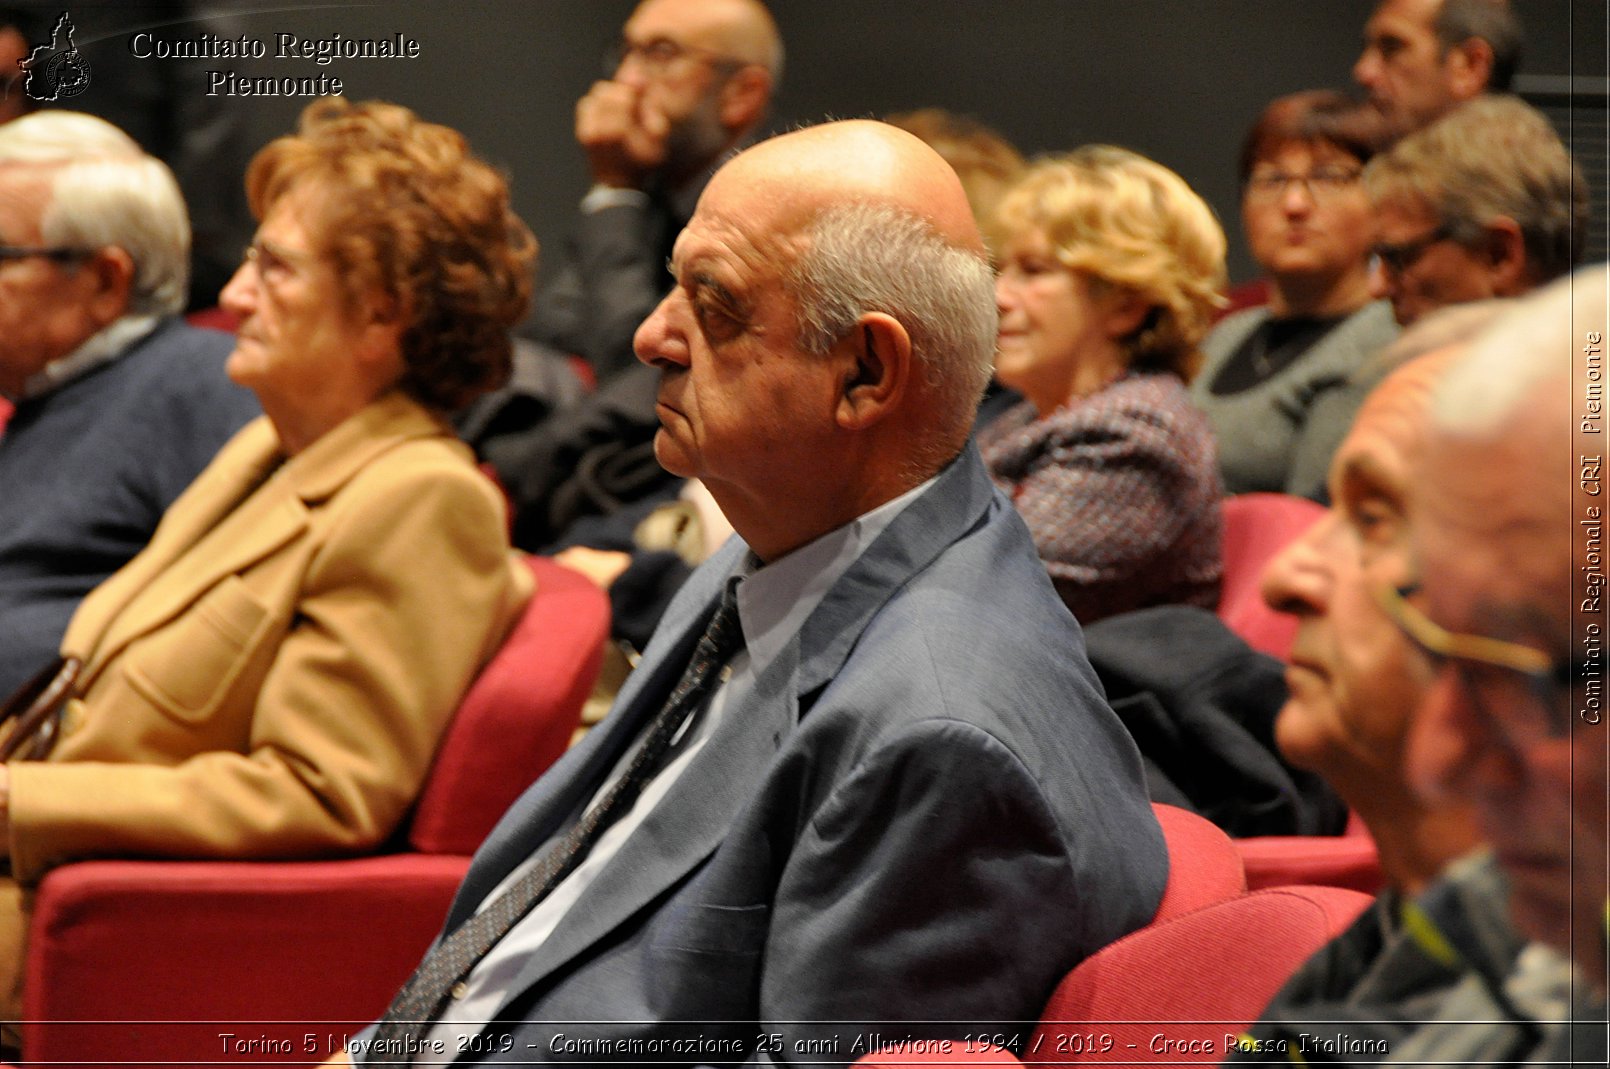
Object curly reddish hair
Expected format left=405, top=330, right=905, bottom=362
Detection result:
left=245, top=98, right=536, bottom=412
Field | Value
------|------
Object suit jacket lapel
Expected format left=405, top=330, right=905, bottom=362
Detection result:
left=500, top=635, right=799, bottom=1000
left=794, top=442, right=996, bottom=694
left=471, top=445, right=995, bottom=1001
left=65, top=393, right=452, bottom=684
left=445, top=540, right=751, bottom=924
left=62, top=417, right=295, bottom=678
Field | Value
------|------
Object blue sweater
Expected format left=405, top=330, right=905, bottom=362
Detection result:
left=0, top=320, right=260, bottom=695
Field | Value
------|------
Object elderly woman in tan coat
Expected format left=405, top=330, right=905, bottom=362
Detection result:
left=0, top=99, right=535, bottom=1025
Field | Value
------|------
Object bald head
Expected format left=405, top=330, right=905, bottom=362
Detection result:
left=716, top=121, right=996, bottom=442
left=635, top=120, right=996, bottom=553
left=710, top=120, right=986, bottom=256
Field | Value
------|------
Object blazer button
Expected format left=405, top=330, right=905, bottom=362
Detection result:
left=450, top=982, right=469, bottom=1000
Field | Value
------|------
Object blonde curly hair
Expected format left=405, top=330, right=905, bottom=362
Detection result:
left=246, top=98, right=537, bottom=412
left=993, top=145, right=1227, bottom=381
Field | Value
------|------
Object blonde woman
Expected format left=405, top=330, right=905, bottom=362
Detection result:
left=981, top=146, right=1226, bottom=623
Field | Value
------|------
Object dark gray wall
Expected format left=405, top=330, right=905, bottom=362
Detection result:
left=29, top=0, right=1592, bottom=285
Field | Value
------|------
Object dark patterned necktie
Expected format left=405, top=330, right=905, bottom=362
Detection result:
left=368, top=579, right=746, bottom=1062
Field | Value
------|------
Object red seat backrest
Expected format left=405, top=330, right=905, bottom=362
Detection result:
left=1217, top=493, right=1326, bottom=660
left=1033, top=886, right=1373, bottom=1064
left=407, top=555, right=609, bottom=855
left=1150, top=803, right=1246, bottom=922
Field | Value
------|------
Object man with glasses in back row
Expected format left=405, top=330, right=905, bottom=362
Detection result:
left=1231, top=268, right=1607, bottom=1066
left=1362, top=94, right=1586, bottom=328
left=475, top=0, right=782, bottom=551
left=0, top=110, right=257, bottom=698
left=529, top=0, right=780, bottom=384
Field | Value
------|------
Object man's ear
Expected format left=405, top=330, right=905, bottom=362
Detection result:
left=1444, top=38, right=1494, bottom=101
left=1481, top=216, right=1531, bottom=295
left=83, top=245, right=134, bottom=324
left=718, top=66, right=772, bottom=133
left=836, top=312, right=910, bottom=431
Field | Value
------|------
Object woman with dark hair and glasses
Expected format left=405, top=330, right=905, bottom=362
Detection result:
left=1191, top=90, right=1399, bottom=502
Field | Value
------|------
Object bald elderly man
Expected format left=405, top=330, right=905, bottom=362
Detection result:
left=349, top=120, right=1166, bottom=1066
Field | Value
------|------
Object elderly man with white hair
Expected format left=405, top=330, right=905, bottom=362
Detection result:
left=0, top=111, right=258, bottom=696
left=1389, top=263, right=1608, bottom=1065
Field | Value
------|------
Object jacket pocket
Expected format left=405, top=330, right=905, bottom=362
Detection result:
left=120, top=575, right=273, bottom=723
left=650, top=900, right=770, bottom=957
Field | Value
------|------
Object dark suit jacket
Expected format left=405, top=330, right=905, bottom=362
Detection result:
left=0, top=319, right=259, bottom=696
left=527, top=195, right=683, bottom=384
left=383, top=443, right=1167, bottom=1066
left=494, top=190, right=691, bottom=549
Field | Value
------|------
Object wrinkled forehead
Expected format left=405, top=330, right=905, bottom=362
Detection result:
left=677, top=165, right=816, bottom=269
left=0, top=163, right=55, bottom=232
left=1342, top=350, right=1458, bottom=472
left=1412, top=426, right=1574, bottom=623
left=1336, top=386, right=1431, bottom=496
left=1369, top=0, right=1442, bottom=40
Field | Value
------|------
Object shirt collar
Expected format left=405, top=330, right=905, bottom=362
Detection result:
left=19, top=314, right=161, bottom=401
left=733, top=476, right=936, bottom=678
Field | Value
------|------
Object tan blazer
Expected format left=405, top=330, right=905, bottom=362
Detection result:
left=6, top=391, right=530, bottom=883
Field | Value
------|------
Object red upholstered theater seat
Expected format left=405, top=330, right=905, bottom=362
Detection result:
left=184, top=306, right=242, bottom=333
left=1237, top=809, right=1384, bottom=894
left=1216, top=277, right=1271, bottom=322
left=1149, top=803, right=1246, bottom=922
left=1216, top=493, right=1326, bottom=660
left=23, top=855, right=470, bottom=1065
left=20, top=555, right=609, bottom=1066
left=1029, top=886, right=1373, bottom=1064
left=851, top=887, right=1373, bottom=1069
left=408, top=555, right=610, bottom=855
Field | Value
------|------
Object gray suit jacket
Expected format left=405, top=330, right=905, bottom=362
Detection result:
left=400, top=443, right=1167, bottom=1065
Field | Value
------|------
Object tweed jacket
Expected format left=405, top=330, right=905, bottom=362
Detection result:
left=6, top=391, right=530, bottom=884
left=978, top=372, right=1223, bottom=625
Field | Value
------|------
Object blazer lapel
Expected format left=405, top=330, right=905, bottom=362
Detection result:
left=62, top=417, right=296, bottom=676
left=500, top=626, right=799, bottom=1003
left=445, top=540, right=752, bottom=925
left=794, top=441, right=996, bottom=694
left=66, top=393, right=454, bottom=684
left=471, top=447, right=995, bottom=1004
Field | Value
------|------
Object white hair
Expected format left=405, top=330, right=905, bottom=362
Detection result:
left=786, top=201, right=996, bottom=450
left=0, top=110, right=190, bottom=316
left=1432, top=263, right=1609, bottom=435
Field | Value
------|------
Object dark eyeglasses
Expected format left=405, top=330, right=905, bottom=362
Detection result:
left=1370, top=225, right=1456, bottom=276
left=1244, top=166, right=1363, bottom=202
left=1374, top=581, right=1598, bottom=744
left=604, top=37, right=744, bottom=77
left=0, top=245, right=94, bottom=266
